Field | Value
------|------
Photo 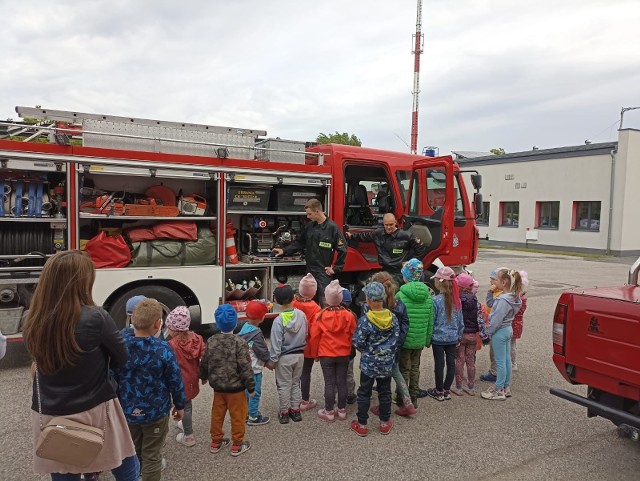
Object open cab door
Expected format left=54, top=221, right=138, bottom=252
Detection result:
left=402, top=156, right=455, bottom=269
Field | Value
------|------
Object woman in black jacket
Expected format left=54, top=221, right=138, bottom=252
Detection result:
left=24, top=250, right=138, bottom=481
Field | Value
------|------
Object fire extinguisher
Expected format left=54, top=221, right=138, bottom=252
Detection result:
left=226, top=222, right=239, bottom=264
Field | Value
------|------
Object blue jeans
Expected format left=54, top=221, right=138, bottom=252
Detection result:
left=50, top=455, right=139, bottom=481
left=246, top=372, right=262, bottom=418
left=492, top=326, right=513, bottom=390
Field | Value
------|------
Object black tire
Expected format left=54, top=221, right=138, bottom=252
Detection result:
left=108, top=285, right=185, bottom=330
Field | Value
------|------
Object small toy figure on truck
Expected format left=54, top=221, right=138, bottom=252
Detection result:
left=550, top=256, right=640, bottom=440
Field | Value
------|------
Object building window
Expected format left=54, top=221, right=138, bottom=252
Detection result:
left=536, top=201, right=560, bottom=229
left=477, top=202, right=490, bottom=225
left=499, top=202, right=519, bottom=227
left=573, top=201, right=601, bottom=231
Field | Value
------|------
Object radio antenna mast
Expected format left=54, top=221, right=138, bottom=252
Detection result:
left=410, top=0, right=424, bottom=155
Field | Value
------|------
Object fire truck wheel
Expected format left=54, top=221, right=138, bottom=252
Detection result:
left=108, top=285, right=185, bottom=330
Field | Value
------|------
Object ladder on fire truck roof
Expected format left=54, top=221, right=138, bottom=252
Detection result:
left=12, top=106, right=321, bottom=164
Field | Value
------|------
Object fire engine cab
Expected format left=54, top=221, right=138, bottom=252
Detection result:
left=0, top=107, right=482, bottom=339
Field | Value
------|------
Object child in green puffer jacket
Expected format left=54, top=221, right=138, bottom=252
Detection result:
left=396, top=258, right=434, bottom=408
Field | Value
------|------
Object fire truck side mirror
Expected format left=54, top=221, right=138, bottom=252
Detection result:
left=471, top=174, right=482, bottom=190
left=474, top=193, right=483, bottom=217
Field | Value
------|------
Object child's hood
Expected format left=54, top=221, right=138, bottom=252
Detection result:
left=320, top=307, right=352, bottom=333
left=497, top=292, right=523, bottom=309
left=171, top=332, right=205, bottom=360
left=399, top=281, right=429, bottom=302
left=281, top=309, right=305, bottom=333
left=366, top=309, right=393, bottom=330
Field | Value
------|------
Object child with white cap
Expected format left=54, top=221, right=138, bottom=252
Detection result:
left=166, top=306, right=206, bottom=446
left=307, top=280, right=357, bottom=422
left=292, top=273, right=321, bottom=412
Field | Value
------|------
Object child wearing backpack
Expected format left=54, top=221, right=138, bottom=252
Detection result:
left=451, top=274, right=488, bottom=396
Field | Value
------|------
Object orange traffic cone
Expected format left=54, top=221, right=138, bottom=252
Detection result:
left=226, top=222, right=239, bottom=264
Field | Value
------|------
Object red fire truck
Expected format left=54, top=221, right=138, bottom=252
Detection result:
left=0, top=107, right=482, bottom=340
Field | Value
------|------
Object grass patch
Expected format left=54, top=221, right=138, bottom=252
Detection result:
left=479, top=244, right=610, bottom=259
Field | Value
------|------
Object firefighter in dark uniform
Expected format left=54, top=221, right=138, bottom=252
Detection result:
left=272, top=198, right=347, bottom=306
left=346, top=213, right=427, bottom=285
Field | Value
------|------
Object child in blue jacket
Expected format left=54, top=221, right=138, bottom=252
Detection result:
left=426, top=267, right=464, bottom=402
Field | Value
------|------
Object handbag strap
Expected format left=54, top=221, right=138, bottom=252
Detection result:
left=34, top=362, right=109, bottom=437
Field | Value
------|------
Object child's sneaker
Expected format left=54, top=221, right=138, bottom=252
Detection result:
left=346, top=393, right=357, bottom=405
left=288, top=409, right=302, bottom=422
left=299, top=399, right=317, bottom=411
left=230, top=441, right=251, bottom=457
left=463, top=385, right=476, bottom=396
left=504, top=386, right=512, bottom=398
left=247, top=414, right=270, bottom=426
left=210, top=438, right=231, bottom=453
left=481, top=385, right=506, bottom=400
left=443, top=390, right=452, bottom=400
left=451, top=386, right=464, bottom=396
left=350, top=420, right=368, bottom=437
left=426, top=388, right=445, bottom=401
left=176, top=432, right=196, bottom=447
left=512, top=363, right=518, bottom=372
left=278, top=411, right=290, bottom=424
left=416, top=388, right=429, bottom=398
left=369, top=404, right=380, bottom=416
left=480, top=371, right=497, bottom=382
left=394, top=403, right=417, bottom=417
left=174, top=419, right=184, bottom=431
left=379, top=419, right=393, bottom=435
left=317, top=408, right=335, bottom=422
left=337, top=408, right=347, bottom=420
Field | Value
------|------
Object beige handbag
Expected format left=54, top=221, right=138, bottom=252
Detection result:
left=34, top=366, right=108, bottom=467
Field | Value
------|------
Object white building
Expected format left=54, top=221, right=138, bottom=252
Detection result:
left=456, top=128, right=640, bottom=256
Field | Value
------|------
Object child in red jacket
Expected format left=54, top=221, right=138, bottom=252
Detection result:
left=511, top=271, right=529, bottom=371
left=292, top=273, right=322, bottom=412
left=166, top=306, right=206, bottom=447
left=308, top=280, right=357, bottom=422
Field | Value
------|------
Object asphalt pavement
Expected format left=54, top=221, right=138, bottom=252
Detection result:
left=1, top=248, right=638, bottom=480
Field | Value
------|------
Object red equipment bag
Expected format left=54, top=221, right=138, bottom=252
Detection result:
left=125, top=226, right=156, bottom=243
left=85, top=231, right=132, bottom=268
left=152, top=222, right=198, bottom=241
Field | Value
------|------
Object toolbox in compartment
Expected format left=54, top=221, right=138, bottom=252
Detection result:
left=227, top=186, right=271, bottom=211
left=270, top=186, right=324, bottom=211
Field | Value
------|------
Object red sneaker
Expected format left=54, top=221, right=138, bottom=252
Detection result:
left=394, top=403, right=417, bottom=417
left=380, top=419, right=394, bottom=435
left=350, top=420, right=368, bottom=437
left=369, top=405, right=380, bottom=416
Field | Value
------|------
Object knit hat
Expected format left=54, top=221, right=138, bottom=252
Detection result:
left=324, top=280, right=344, bottom=307
left=401, top=258, right=423, bottom=282
left=456, top=273, right=475, bottom=290
left=245, top=300, right=269, bottom=321
left=431, top=266, right=456, bottom=280
left=298, top=273, right=317, bottom=299
left=126, top=295, right=146, bottom=315
left=363, top=282, right=385, bottom=302
left=342, top=288, right=352, bottom=305
left=214, top=304, right=238, bottom=333
left=165, top=306, right=191, bottom=332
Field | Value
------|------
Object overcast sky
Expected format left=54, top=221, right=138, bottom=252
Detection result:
left=2, top=0, right=639, bottom=155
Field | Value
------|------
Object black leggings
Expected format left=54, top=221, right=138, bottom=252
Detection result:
left=319, top=356, right=350, bottom=410
left=300, top=357, right=315, bottom=402
left=432, top=343, right=457, bottom=392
